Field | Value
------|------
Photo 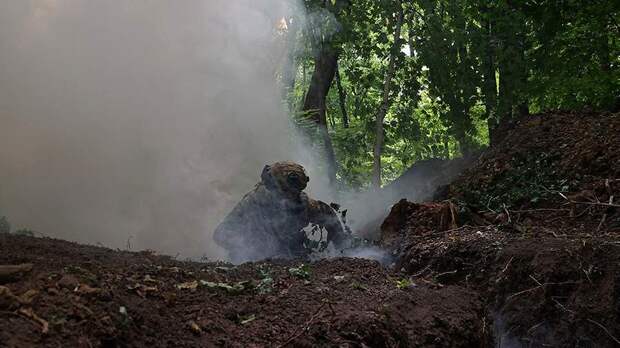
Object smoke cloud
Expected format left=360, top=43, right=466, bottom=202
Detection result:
left=0, top=0, right=309, bottom=259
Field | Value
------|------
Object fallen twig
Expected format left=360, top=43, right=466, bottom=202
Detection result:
left=506, top=285, right=543, bottom=302
left=545, top=229, right=568, bottom=238
left=527, top=321, right=545, bottom=334
left=570, top=201, right=619, bottom=208
left=510, top=208, right=570, bottom=213
left=412, top=265, right=431, bottom=278
left=529, top=275, right=543, bottom=287
left=551, top=298, right=575, bottom=314
left=408, top=225, right=473, bottom=238
left=587, top=319, right=620, bottom=345
left=434, top=270, right=458, bottom=280
left=18, top=308, right=49, bottom=334
left=506, top=280, right=578, bottom=302
left=277, top=301, right=327, bottom=348
left=500, top=257, right=514, bottom=275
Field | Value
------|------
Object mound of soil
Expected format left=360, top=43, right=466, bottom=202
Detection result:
left=0, top=234, right=488, bottom=347
left=450, top=110, right=619, bottom=231
left=381, top=110, right=620, bottom=347
left=386, top=222, right=620, bottom=347
left=380, top=200, right=458, bottom=248
left=356, top=155, right=474, bottom=239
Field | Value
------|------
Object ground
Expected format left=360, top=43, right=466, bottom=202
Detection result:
left=381, top=110, right=620, bottom=347
left=0, top=235, right=488, bottom=347
left=1, top=110, right=619, bottom=347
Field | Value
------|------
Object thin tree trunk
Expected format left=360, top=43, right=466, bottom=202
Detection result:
left=335, top=62, right=349, bottom=128
left=408, top=23, right=415, bottom=59
left=498, top=3, right=528, bottom=122
left=302, top=46, right=339, bottom=187
left=497, top=62, right=511, bottom=120
left=497, top=30, right=514, bottom=122
left=372, top=2, right=404, bottom=188
left=328, top=107, right=335, bottom=128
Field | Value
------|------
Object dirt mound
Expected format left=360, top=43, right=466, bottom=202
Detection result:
left=356, top=155, right=474, bottom=239
left=0, top=234, right=488, bottom=347
left=380, top=110, right=620, bottom=346
left=450, top=110, right=620, bottom=231
left=385, top=222, right=620, bottom=347
left=380, top=200, right=457, bottom=248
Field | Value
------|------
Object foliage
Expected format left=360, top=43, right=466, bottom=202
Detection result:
left=459, top=151, right=572, bottom=211
left=199, top=280, right=253, bottom=295
left=288, top=264, right=311, bottom=279
left=257, top=267, right=274, bottom=294
left=285, top=0, right=618, bottom=189
left=396, top=278, right=413, bottom=289
left=350, top=281, right=368, bottom=291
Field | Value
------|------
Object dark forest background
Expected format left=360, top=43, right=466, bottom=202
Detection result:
left=282, top=0, right=619, bottom=189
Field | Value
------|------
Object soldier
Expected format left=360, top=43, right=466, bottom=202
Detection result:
left=213, top=161, right=349, bottom=263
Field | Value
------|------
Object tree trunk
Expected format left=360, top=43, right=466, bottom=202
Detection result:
left=497, top=3, right=527, bottom=122
left=302, top=46, right=339, bottom=187
left=497, top=59, right=512, bottom=121
left=335, top=62, right=349, bottom=128
left=371, top=2, right=404, bottom=188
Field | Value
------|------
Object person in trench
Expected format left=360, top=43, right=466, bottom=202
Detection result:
left=213, top=161, right=349, bottom=263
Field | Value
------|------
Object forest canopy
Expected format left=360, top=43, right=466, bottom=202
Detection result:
left=280, top=0, right=619, bottom=189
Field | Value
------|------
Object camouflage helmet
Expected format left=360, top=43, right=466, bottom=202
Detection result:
left=261, top=161, right=309, bottom=194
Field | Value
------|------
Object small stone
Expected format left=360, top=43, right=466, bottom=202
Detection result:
left=57, top=274, right=79, bottom=290
left=189, top=321, right=203, bottom=335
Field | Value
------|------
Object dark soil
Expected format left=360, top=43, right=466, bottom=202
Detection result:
left=381, top=110, right=620, bottom=347
left=0, top=234, right=488, bottom=347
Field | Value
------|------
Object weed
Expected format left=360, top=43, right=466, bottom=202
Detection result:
left=288, top=264, right=311, bottom=279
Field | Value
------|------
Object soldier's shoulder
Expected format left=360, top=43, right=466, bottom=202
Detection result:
left=238, top=183, right=272, bottom=204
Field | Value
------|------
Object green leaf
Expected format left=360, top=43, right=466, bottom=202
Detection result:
left=396, top=278, right=413, bottom=289
left=288, top=264, right=311, bottom=279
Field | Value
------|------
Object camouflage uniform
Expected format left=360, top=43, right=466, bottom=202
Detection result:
left=213, top=162, right=348, bottom=263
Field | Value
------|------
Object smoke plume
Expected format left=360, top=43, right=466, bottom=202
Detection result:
left=0, top=0, right=307, bottom=259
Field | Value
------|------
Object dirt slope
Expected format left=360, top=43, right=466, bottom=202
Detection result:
left=0, top=234, right=488, bottom=347
left=381, top=110, right=620, bottom=347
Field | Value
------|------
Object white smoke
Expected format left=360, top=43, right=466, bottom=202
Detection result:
left=0, top=0, right=313, bottom=259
